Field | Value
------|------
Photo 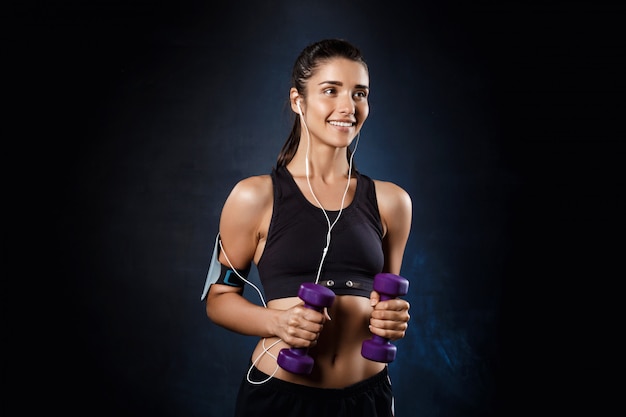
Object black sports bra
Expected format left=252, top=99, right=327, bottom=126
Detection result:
left=256, top=166, right=384, bottom=301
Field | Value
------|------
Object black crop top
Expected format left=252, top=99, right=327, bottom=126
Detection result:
left=257, top=165, right=384, bottom=301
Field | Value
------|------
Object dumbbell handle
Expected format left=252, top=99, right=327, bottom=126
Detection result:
left=367, top=292, right=393, bottom=342
left=361, top=273, right=409, bottom=363
left=277, top=283, right=335, bottom=374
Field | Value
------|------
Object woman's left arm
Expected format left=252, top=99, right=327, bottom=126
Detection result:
left=370, top=180, right=413, bottom=341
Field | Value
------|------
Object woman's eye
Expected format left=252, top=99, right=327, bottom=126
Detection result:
left=323, top=88, right=336, bottom=95
left=355, top=91, right=368, bottom=99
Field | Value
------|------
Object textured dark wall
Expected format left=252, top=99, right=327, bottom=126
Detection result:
left=9, top=1, right=623, bottom=416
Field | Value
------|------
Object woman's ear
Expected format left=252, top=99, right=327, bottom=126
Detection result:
left=290, top=88, right=302, bottom=115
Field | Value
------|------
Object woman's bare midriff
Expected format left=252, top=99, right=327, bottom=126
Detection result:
left=250, top=294, right=386, bottom=388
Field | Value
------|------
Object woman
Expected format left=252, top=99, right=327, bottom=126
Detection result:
left=204, top=38, right=412, bottom=417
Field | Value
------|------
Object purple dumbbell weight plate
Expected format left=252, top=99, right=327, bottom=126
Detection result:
left=298, top=282, right=335, bottom=308
left=372, top=273, right=409, bottom=297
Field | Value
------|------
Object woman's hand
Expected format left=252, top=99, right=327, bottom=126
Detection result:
left=273, top=302, right=327, bottom=348
left=368, top=291, right=411, bottom=341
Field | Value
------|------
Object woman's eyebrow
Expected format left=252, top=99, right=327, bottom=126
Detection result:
left=317, top=80, right=369, bottom=90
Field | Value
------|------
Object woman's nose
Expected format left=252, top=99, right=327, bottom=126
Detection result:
left=339, top=94, right=355, bottom=114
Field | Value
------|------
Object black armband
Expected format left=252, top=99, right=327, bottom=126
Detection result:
left=215, top=263, right=250, bottom=288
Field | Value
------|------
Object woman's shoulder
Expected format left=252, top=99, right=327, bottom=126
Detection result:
left=228, top=174, right=273, bottom=207
left=235, top=174, right=273, bottom=188
left=372, top=179, right=412, bottom=241
left=372, top=179, right=411, bottom=204
left=372, top=178, right=412, bottom=219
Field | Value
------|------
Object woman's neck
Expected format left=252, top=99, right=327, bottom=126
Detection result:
left=288, top=144, right=350, bottom=184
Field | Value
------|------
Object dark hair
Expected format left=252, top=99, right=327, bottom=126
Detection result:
left=276, top=39, right=368, bottom=167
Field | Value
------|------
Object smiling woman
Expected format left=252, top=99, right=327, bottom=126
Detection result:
left=201, top=38, right=412, bottom=417
left=291, top=58, right=370, bottom=155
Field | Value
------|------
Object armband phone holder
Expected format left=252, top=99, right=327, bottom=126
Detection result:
left=200, top=233, right=222, bottom=301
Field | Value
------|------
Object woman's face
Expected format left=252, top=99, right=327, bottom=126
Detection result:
left=301, top=57, right=370, bottom=149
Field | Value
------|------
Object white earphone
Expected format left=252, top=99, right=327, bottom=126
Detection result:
left=296, top=99, right=303, bottom=115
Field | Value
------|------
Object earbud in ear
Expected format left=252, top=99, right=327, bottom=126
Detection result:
left=296, top=100, right=302, bottom=114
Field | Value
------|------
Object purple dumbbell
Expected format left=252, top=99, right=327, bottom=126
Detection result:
left=277, top=282, right=336, bottom=374
left=361, top=273, right=410, bottom=363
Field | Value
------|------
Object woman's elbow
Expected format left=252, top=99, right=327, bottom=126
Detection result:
left=205, top=292, right=222, bottom=322
left=205, top=286, right=240, bottom=323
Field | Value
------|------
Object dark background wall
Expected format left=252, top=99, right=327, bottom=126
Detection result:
left=6, top=1, right=623, bottom=416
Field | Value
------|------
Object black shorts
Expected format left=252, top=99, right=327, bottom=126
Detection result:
left=234, top=364, right=395, bottom=417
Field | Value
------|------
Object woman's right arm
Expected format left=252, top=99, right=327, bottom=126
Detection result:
left=205, top=175, right=276, bottom=336
left=205, top=176, right=325, bottom=346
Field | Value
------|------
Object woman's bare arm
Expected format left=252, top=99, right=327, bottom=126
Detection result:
left=205, top=175, right=325, bottom=347
left=370, top=180, right=413, bottom=341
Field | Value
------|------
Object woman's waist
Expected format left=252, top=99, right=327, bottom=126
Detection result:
left=246, top=359, right=390, bottom=395
left=251, top=333, right=384, bottom=388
